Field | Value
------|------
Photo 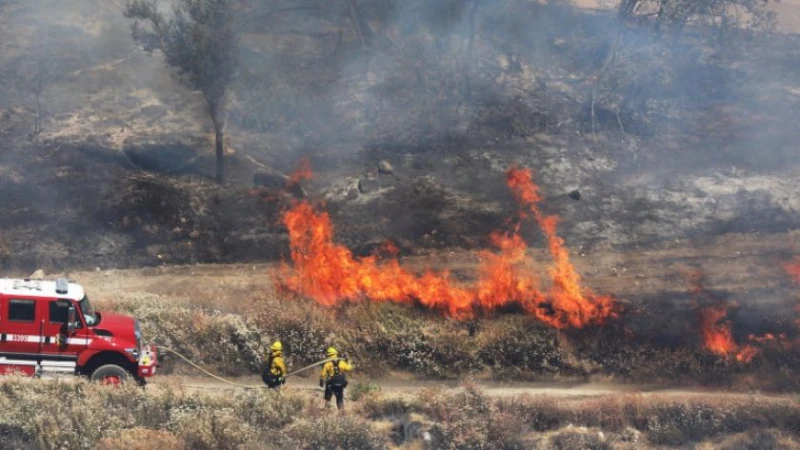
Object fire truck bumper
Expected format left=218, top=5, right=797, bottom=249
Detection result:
left=137, top=345, right=158, bottom=378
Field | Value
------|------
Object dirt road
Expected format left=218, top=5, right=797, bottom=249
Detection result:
left=151, top=375, right=784, bottom=401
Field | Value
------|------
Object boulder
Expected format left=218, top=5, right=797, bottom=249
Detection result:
left=28, top=269, right=45, bottom=280
left=568, top=189, right=581, bottom=201
left=253, top=171, right=287, bottom=189
left=358, top=177, right=381, bottom=194
left=378, top=160, right=394, bottom=175
left=253, top=170, right=306, bottom=198
left=286, top=183, right=307, bottom=199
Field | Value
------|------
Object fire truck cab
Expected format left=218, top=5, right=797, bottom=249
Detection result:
left=0, top=278, right=157, bottom=384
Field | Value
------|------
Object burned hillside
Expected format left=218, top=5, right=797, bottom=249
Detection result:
left=0, top=0, right=798, bottom=271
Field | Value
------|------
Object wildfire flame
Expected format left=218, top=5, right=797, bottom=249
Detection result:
left=287, top=158, right=312, bottom=187
left=506, top=167, right=616, bottom=328
left=277, top=163, right=616, bottom=328
left=784, top=257, right=800, bottom=285
left=696, top=304, right=758, bottom=363
left=279, top=201, right=474, bottom=317
left=690, top=272, right=757, bottom=363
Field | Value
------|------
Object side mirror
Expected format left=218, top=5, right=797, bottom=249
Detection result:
left=67, top=306, right=76, bottom=334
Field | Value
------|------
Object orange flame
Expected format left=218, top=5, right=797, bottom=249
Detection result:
left=277, top=163, right=615, bottom=328
left=278, top=201, right=474, bottom=316
left=783, top=257, right=800, bottom=327
left=690, top=273, right=757, bottom=363
left=379, top=240, right=400, bottom=257
left=785, top=257, right=800, bottom=284
left=505, top=167, right=616, bottom=328
left=287, top=158, right=312, bottom=187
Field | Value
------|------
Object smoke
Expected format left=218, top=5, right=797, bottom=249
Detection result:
left=0, top=0, right=797, bottom=273
left=226, top=0, right=800, bottom=250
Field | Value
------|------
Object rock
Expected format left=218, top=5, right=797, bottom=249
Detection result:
left=621, top=427, right=640, bottom=443
left=28, top=269, right=45, bottom=280
left=253, top=170, right=306, bottom=198
left=354, top=240, right=390, bottom=257
left=403, top=421, right=425, bottom=441
left=378, top=160, right=394, bottom=175
left=189, top=230, right=201, bottom=239
left=286, top=183, right=306, bottom=199
left=347, top=187, right=359, bottom=200
left=568, top=190, right=581, bottom=201
left=358, top=177, right=380, bottom=194
left=145, top=244, right=164, bottom=257
left=253, top=171, right=287, bottom=189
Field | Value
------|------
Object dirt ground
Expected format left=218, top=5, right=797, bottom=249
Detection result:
left=152, top=374, right=788, bottom=400
left=58, top=229, right=798, bottom=311
left=571, top=0, right=800, bottom=34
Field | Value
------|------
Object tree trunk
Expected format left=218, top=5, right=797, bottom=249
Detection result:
left=348, top=0, right=372, bottom=46
left=34, top=92, right=41, bottom=136
left=655, top=0, right=668, bottom=37
left=466, top=0, right=480, bottom=57
left=212, top=114, right=225, bottom=183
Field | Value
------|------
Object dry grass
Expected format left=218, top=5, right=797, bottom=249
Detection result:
left=359, top=387, right=800, bottom=449
left=1, top=377, right=798, bottom=449
left=96, top=290, right=800, bottom=392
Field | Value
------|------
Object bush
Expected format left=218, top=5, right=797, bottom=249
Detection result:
left=350, top=382, right=381, bottom=402
left=549, top=428, right=614, bottom=450
left=0, top=377, right=306, bottom=450
left=717, top=429, right=800, bottom=450
left=286, top=416, right=385, bottom=450
left=96, top=429, right=186, bottom=450
left=477, top=317, right=573, bottom=379
left=99, top=291, right=800, bottom=391
left=108, top=293, right=268, bottom=375
left=168, top=406, right=261, bottom=450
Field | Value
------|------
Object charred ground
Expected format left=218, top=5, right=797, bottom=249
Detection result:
left=0, top=0, right=798, bottom=271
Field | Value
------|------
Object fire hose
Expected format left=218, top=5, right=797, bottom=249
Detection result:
left=159, top=347, right=337, bottom=390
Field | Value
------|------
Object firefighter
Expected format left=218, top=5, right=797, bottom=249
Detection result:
left=262, top=341, right=286, bottom=389
left=319, top=346, right=353, bottom=410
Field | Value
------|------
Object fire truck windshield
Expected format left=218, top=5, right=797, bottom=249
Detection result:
left=79, top=295, right=98, bottom=326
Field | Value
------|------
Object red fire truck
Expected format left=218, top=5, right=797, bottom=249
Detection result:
left=0, top=278, right=157, bottom=384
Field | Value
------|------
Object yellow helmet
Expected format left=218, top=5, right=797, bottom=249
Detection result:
left=326, top=347, right=338, bottom=357
left=271, top=341, right=282, bottom=352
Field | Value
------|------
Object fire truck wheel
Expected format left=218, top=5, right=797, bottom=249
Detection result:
left=91, top=364, right=129, bottom=385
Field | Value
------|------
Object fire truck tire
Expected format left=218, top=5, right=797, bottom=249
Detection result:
left=90, top=364, right=130, bottom=384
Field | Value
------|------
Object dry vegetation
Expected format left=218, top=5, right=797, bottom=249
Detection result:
left=0, top=377, right=797, bottom=450
left=99, top=290, right=800, bottom=392
left=0, top=0, right=799, bottom=446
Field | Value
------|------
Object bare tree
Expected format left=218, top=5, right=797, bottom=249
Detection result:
left=0, top=36, right=59, bottom=139
left=617, top=0, right=775, bottom=38
left=124, top=0, right=239, bottom=183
